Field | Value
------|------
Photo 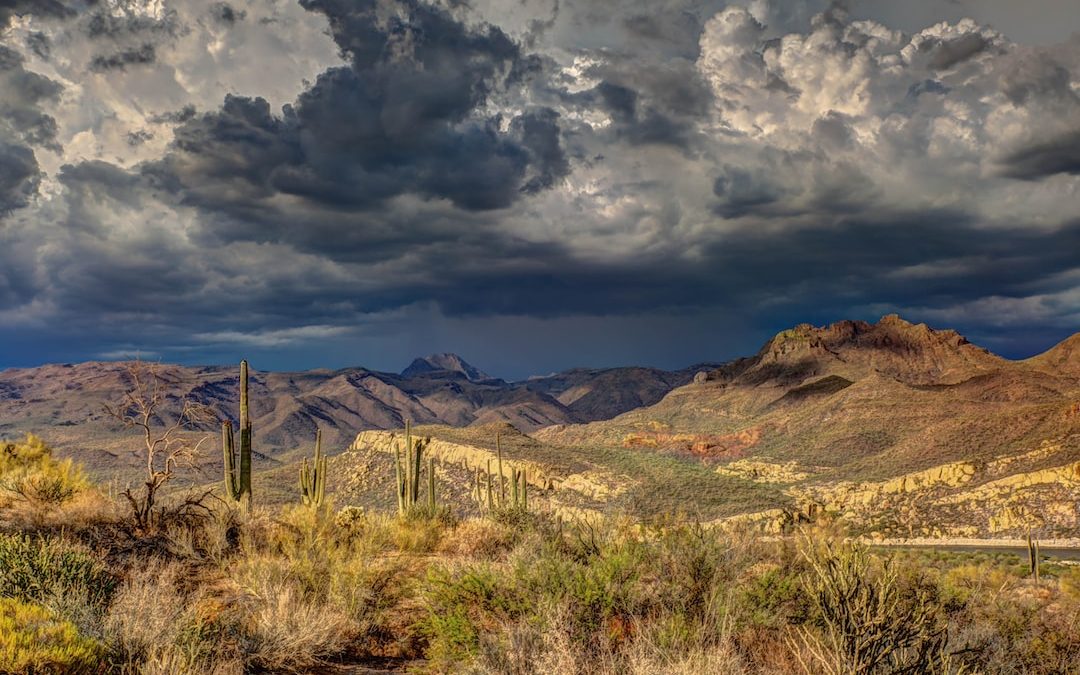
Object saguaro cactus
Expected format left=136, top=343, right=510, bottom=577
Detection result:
left=299, top=428, right=327, bottom=508
left=497, top=433, right=506, bottom=505
left=223, top=360, right=253, bottom=507
left=1028, top=533, right=1041, bottom=585
left=427, top=456, right=436, bottom=510
left=393, top=420, right=433, bottom=515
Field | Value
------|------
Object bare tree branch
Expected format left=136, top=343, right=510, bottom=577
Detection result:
left=104, top=360, right=215, bottom=532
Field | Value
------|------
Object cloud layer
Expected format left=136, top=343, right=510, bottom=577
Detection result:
left=0, top=0, right=1077, bottom=376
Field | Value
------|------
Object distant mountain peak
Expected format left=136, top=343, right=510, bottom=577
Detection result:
left=401, top=353, right=492, bottom=382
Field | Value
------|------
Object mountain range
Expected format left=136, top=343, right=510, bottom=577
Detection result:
left=2, top=314, right=1078, bottom=538
left=0, top=351, right=714, bottom=473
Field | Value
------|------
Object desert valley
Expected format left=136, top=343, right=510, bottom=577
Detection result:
left=3, top=0, right=1080, bottom=671
left=5, top=314, right=1078, bottom=541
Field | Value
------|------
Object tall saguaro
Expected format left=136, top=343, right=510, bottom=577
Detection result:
left=223, top=360, right=253, bottom=507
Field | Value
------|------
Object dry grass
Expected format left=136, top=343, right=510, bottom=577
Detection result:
left=3, top=435, right=1080, bottom=674
left=104, top=560, right=189, bottom=661
left=237, top=575, right=354, bottom=672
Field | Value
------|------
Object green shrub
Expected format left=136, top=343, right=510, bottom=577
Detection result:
left=0, top=597, right=103, bottom=674
left=739, top=565, right=811, bottom=628
left=421, top=564, right=526, bottom=665
left=0, top=435, right=52, bottom=472
left=797, top=540, right=951, bottom=673
left=0, top=436, right=88, bottom=507
left=0, top=534, right=115, bottom=607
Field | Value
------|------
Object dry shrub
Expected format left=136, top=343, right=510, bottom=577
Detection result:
left=104, top=558, right=245, bottom=673
left=237, top=574, right=354, bottom=672
left=391, top=514, right=445, bottom=554
left=164, top=502, right=243, bottom=566
left=438, top=518, right=518, bottom=559
left=137, top=649, right=242, bottom=675
left=625, top=638, right=746, bottom=675
left=104, top=559, right=188, bottom=660
left=228, top=506, right=406, bottom=672
left=794, top=539, right=950, bottom=675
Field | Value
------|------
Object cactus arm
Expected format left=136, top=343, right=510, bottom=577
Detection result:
left=497, top=433, right=505, bottom=506
left=299, top=458, right=311, bottom=505
left=394, top=442, right=404, bottom=515
left=405, top=421, right=413, bottom=508
left=1034, top=540, right=1040, bottom=585
left=412, top=439, right=425, bottom=506
left=316, top=454, right=326, bottom=507
left=486, top=459, right=494, bottom=510
left=428, top=456, right=436, bottom=510
left=299, top=429, right=327, bottom=508
left=222, top=421, right=238, bottom=501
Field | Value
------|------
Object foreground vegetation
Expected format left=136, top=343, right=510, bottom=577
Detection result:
left=1, top=434, right=1079, bottom=674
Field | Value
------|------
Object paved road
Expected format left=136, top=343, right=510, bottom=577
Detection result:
left=878, top=544, right=1080, bottom=561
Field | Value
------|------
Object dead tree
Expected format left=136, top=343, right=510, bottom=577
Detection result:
left=104, top=361, right=214, bottom=532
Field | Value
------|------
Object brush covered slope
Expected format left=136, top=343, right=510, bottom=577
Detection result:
left=526, top=316, right=1080, bottom=538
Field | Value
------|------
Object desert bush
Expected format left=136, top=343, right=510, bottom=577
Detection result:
left=795, top=540, right=951, bottom=674
left=0, top=533, right=115, bottom=608
left=624, top=633, right=746, bottom=675
left=163, top=503, right=243, bottom=567
left=0, top=435, right=91, bottom=520
left=422, top=562, right=528, bottom=665
left=438, top=518, right=520, bottom=559
left=949, top=582, right=1080, bottom=674
left=0, top=434, right=52, bottom=471
left=104, top=560, right=190, bottom=662
left=0, top=597, right=103, bottom=674
left=1, top=459, right=87, bottom=507
left=224, top=504, right=406, bottom=670
left=234, top=573, right=354, bottom=672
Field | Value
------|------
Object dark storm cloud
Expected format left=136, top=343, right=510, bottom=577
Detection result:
left=89, top=42, right=155, bottom=71
left=1, top=0, right=1078, bottom=371
left=922, top=32, right=993, bottom=70
left=0, top=0, right=78, bottom=28
left=0, top=45, right=63, bottom=150
left=999, top=50, right=1075, bottom=105
left=150, top=105, right=197, bottom=125
left=999, top=130, right=1080, bottom=179
left=26, top=31, right=50, bottom=59
left=126, top=129, right=153, bottom=146
left=564, top=63, right=712, bottom=151
left=210, top=2, right=246, bottom=25
left=143, top=0, right=568, bottom=238
left=0, top=141, right=40, bottom=212
left=85, top=6, right=181, bottom=39
left=0, top=45, right=62, bottom=213
left=350, top=212, right=1080, bottom=325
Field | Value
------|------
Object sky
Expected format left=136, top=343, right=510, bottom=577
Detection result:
left=0, top=0, right=1077, bottom=380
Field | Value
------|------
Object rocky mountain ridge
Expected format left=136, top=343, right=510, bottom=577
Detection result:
left=527, top=315, right=1080, bottom=537
left=0, top=354, right=711, bottom=472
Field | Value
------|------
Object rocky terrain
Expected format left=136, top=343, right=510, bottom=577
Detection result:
left=336, top=316, right=1080, bottom=539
